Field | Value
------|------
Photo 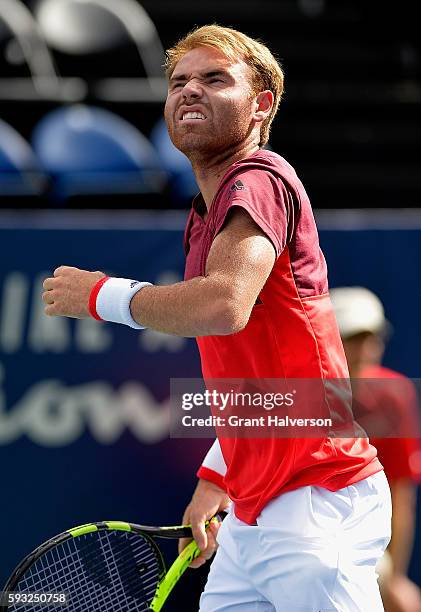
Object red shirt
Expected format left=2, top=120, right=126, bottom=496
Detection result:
left=185, top=149, right=382, bottom=524
left=355, top=365, right=421, bottom=483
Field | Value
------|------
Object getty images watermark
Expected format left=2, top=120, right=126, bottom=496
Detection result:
left=169, top=378, right=421, bottom=439
left=179, top=388, right=333, bottom=430
left=170, top=379, right=345, bottom=439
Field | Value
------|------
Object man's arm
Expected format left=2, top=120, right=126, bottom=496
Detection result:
left=180, top=439, right=230, bottom=568
left=129, top=208, right=275, bottom=336
left=388, top=479, right=417, bottom=575
left=380, top=478, right=421, bottom=612
left=197, top=439, right=227, bottom=489
left=43, top=207, right=276, bottom=336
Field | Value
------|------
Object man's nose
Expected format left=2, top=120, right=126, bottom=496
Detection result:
left=182, top=79, right=203, bottom=100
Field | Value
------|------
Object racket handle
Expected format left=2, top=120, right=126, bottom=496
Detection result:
left=149, top=539, right=200, bottom=611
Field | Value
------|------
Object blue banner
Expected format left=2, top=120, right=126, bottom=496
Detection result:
left=1, top=210, right=420, bottom=600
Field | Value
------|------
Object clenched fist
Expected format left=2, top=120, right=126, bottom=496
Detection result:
left=42, top=266, right=105, bottom=319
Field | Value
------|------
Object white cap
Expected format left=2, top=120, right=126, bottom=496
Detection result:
left=330, top=286, right=388, bottom=338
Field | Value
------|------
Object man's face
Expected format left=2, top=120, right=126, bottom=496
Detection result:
left=342, top=332, right=385, bottom=375
left=164, top=46, right=258, bottom=160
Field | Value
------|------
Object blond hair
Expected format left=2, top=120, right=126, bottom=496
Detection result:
left=165, top=25, right=284, bottom=147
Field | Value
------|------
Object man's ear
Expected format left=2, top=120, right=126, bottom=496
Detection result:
left=254, top=90, right=274, bottom=122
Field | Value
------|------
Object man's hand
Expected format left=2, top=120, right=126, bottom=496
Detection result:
left=42, top=266, right=105, bottom=319
left=179, top=479, right=231, bottom=569
left=381, top=574, right=421, bottom=612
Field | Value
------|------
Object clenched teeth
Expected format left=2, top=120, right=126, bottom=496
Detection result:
left=182, top=112, right=206, bottom=120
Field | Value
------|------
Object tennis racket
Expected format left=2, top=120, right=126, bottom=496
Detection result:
left=0, top=516, right=224, bottom=611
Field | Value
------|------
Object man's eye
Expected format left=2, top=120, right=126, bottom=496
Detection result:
left=209, top=78, right=222, bottom=83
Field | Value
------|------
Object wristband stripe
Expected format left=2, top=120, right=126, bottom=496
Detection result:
left=89, top=276, right=110, bottom=321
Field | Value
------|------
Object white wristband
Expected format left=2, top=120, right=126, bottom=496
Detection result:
left=95, top=278, right=152, bottom=329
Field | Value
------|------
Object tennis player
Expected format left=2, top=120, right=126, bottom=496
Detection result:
left=42, top=26, right=392, bottom=611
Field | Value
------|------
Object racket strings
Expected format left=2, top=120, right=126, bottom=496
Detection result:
left=8, top=531, right=162, bottom=612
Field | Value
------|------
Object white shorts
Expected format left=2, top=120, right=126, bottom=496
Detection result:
left=199, top=471, right=392, bottom=612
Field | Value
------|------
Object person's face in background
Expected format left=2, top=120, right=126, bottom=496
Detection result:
left=342, top=331, right=385, bottom=377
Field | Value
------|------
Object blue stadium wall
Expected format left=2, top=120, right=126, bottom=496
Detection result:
left=0, top=210, right=420, bottom=606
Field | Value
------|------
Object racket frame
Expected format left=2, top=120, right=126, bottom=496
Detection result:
left=1, top=519, right=212, bottom=612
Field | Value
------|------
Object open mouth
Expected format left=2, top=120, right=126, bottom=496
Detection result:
left=181, top=112, right=206, bottom=121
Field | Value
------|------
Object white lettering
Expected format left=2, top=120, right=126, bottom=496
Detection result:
left=0, top=272, right=28, bottom=353
left=0, top=363, right=170, bottom=446
left=74, top=318, right=112, bottom=353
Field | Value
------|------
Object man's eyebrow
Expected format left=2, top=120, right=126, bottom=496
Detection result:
left=170, top=73, right=188, bottom=83
left=170, top=69, right=230, bottom=83
left=202, top=69, right=230, bottom=78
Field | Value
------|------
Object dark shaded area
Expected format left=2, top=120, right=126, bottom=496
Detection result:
left=0, top=0, right=420, bottom=209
